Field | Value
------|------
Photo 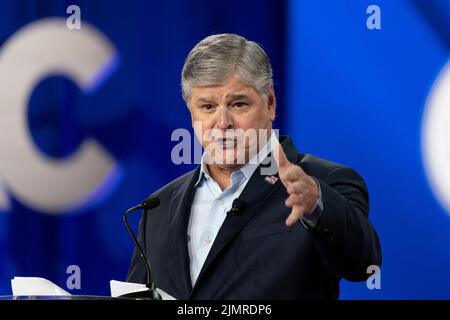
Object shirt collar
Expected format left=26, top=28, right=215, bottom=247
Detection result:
left=194, top=130, right=278, bottom=187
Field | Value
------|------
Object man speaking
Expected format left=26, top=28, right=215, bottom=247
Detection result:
left=126, top=33, right=381, bottom=299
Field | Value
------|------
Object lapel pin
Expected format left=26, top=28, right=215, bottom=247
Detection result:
left=264, top=175, right=279, bottom=185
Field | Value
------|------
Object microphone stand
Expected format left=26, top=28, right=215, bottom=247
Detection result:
left=121, top=200, right=161, bottom=300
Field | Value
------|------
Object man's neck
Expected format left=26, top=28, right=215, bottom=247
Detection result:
left=207, top=164, right=241, bottom=190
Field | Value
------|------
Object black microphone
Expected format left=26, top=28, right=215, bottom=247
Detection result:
left=227, top=198, right=245, bottom=216
left=122, top=197, right=161, bottom=300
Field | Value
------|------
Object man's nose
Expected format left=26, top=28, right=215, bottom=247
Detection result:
left=216, top=106, right=234, bottom=130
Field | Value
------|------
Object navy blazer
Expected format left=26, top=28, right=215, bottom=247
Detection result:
left=126, top=136, right=382, bottom=299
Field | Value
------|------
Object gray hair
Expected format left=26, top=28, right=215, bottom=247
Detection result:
left=181, top=33, right=273, bottom=103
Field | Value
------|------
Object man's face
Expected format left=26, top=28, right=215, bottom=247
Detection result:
left=187, top=75, right=276, bottom=170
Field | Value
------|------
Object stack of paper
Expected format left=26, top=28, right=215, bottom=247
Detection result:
left=110, top=280, right=175, bottom=300
left=10, top=277, right=175, bottom=300
left=11, top=277, right=71, bottom=296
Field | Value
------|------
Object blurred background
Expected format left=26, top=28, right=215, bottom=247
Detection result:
left=0, top=0, right=449, bottom=299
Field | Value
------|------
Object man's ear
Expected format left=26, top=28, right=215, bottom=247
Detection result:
left=267, top=85, right=276, bottom=121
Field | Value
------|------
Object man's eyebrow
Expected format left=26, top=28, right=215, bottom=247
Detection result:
left=225, top=94, right=250, bottom=101
left=196, top=97, right=214, bottom=103
left=195, top=94, right=250, bottom=103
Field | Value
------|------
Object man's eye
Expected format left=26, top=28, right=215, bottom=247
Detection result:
left=233, top=102, right=247, bottom=108
left=201, top=104, right=214, bottom=111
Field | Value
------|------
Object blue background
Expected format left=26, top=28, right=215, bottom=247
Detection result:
left=0, top=0, right=449, bottom=299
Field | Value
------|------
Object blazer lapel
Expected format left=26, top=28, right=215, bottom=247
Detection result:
left=164, top=167, right=200, bottom=298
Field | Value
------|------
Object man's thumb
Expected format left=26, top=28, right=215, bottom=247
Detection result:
left=273, top=141, right=289, bottom=173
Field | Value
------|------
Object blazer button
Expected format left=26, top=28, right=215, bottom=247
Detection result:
left=322, top=227, right=333, bottom=241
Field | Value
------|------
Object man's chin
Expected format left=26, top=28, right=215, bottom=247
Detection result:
left=206, top=155, right=247, bottom=168
left=211, top=162, right=244, bottom=171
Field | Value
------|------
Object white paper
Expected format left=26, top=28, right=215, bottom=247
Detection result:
left=110, top=280, right=176, bottom=300
left=11, top=277, right=71, bottom=296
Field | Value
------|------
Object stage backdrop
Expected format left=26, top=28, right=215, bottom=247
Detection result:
left=0, top=0, right=449, bottom=299
left=287, top=0, right=450, bottom=299
left=0, top=0, right=286, bottom=296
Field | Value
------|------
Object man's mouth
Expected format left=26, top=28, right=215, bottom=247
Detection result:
left=215, top=138, right=238, bottom=148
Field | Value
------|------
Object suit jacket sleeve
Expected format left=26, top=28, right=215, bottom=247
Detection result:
left=311, top=166, right=381, bottom=282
